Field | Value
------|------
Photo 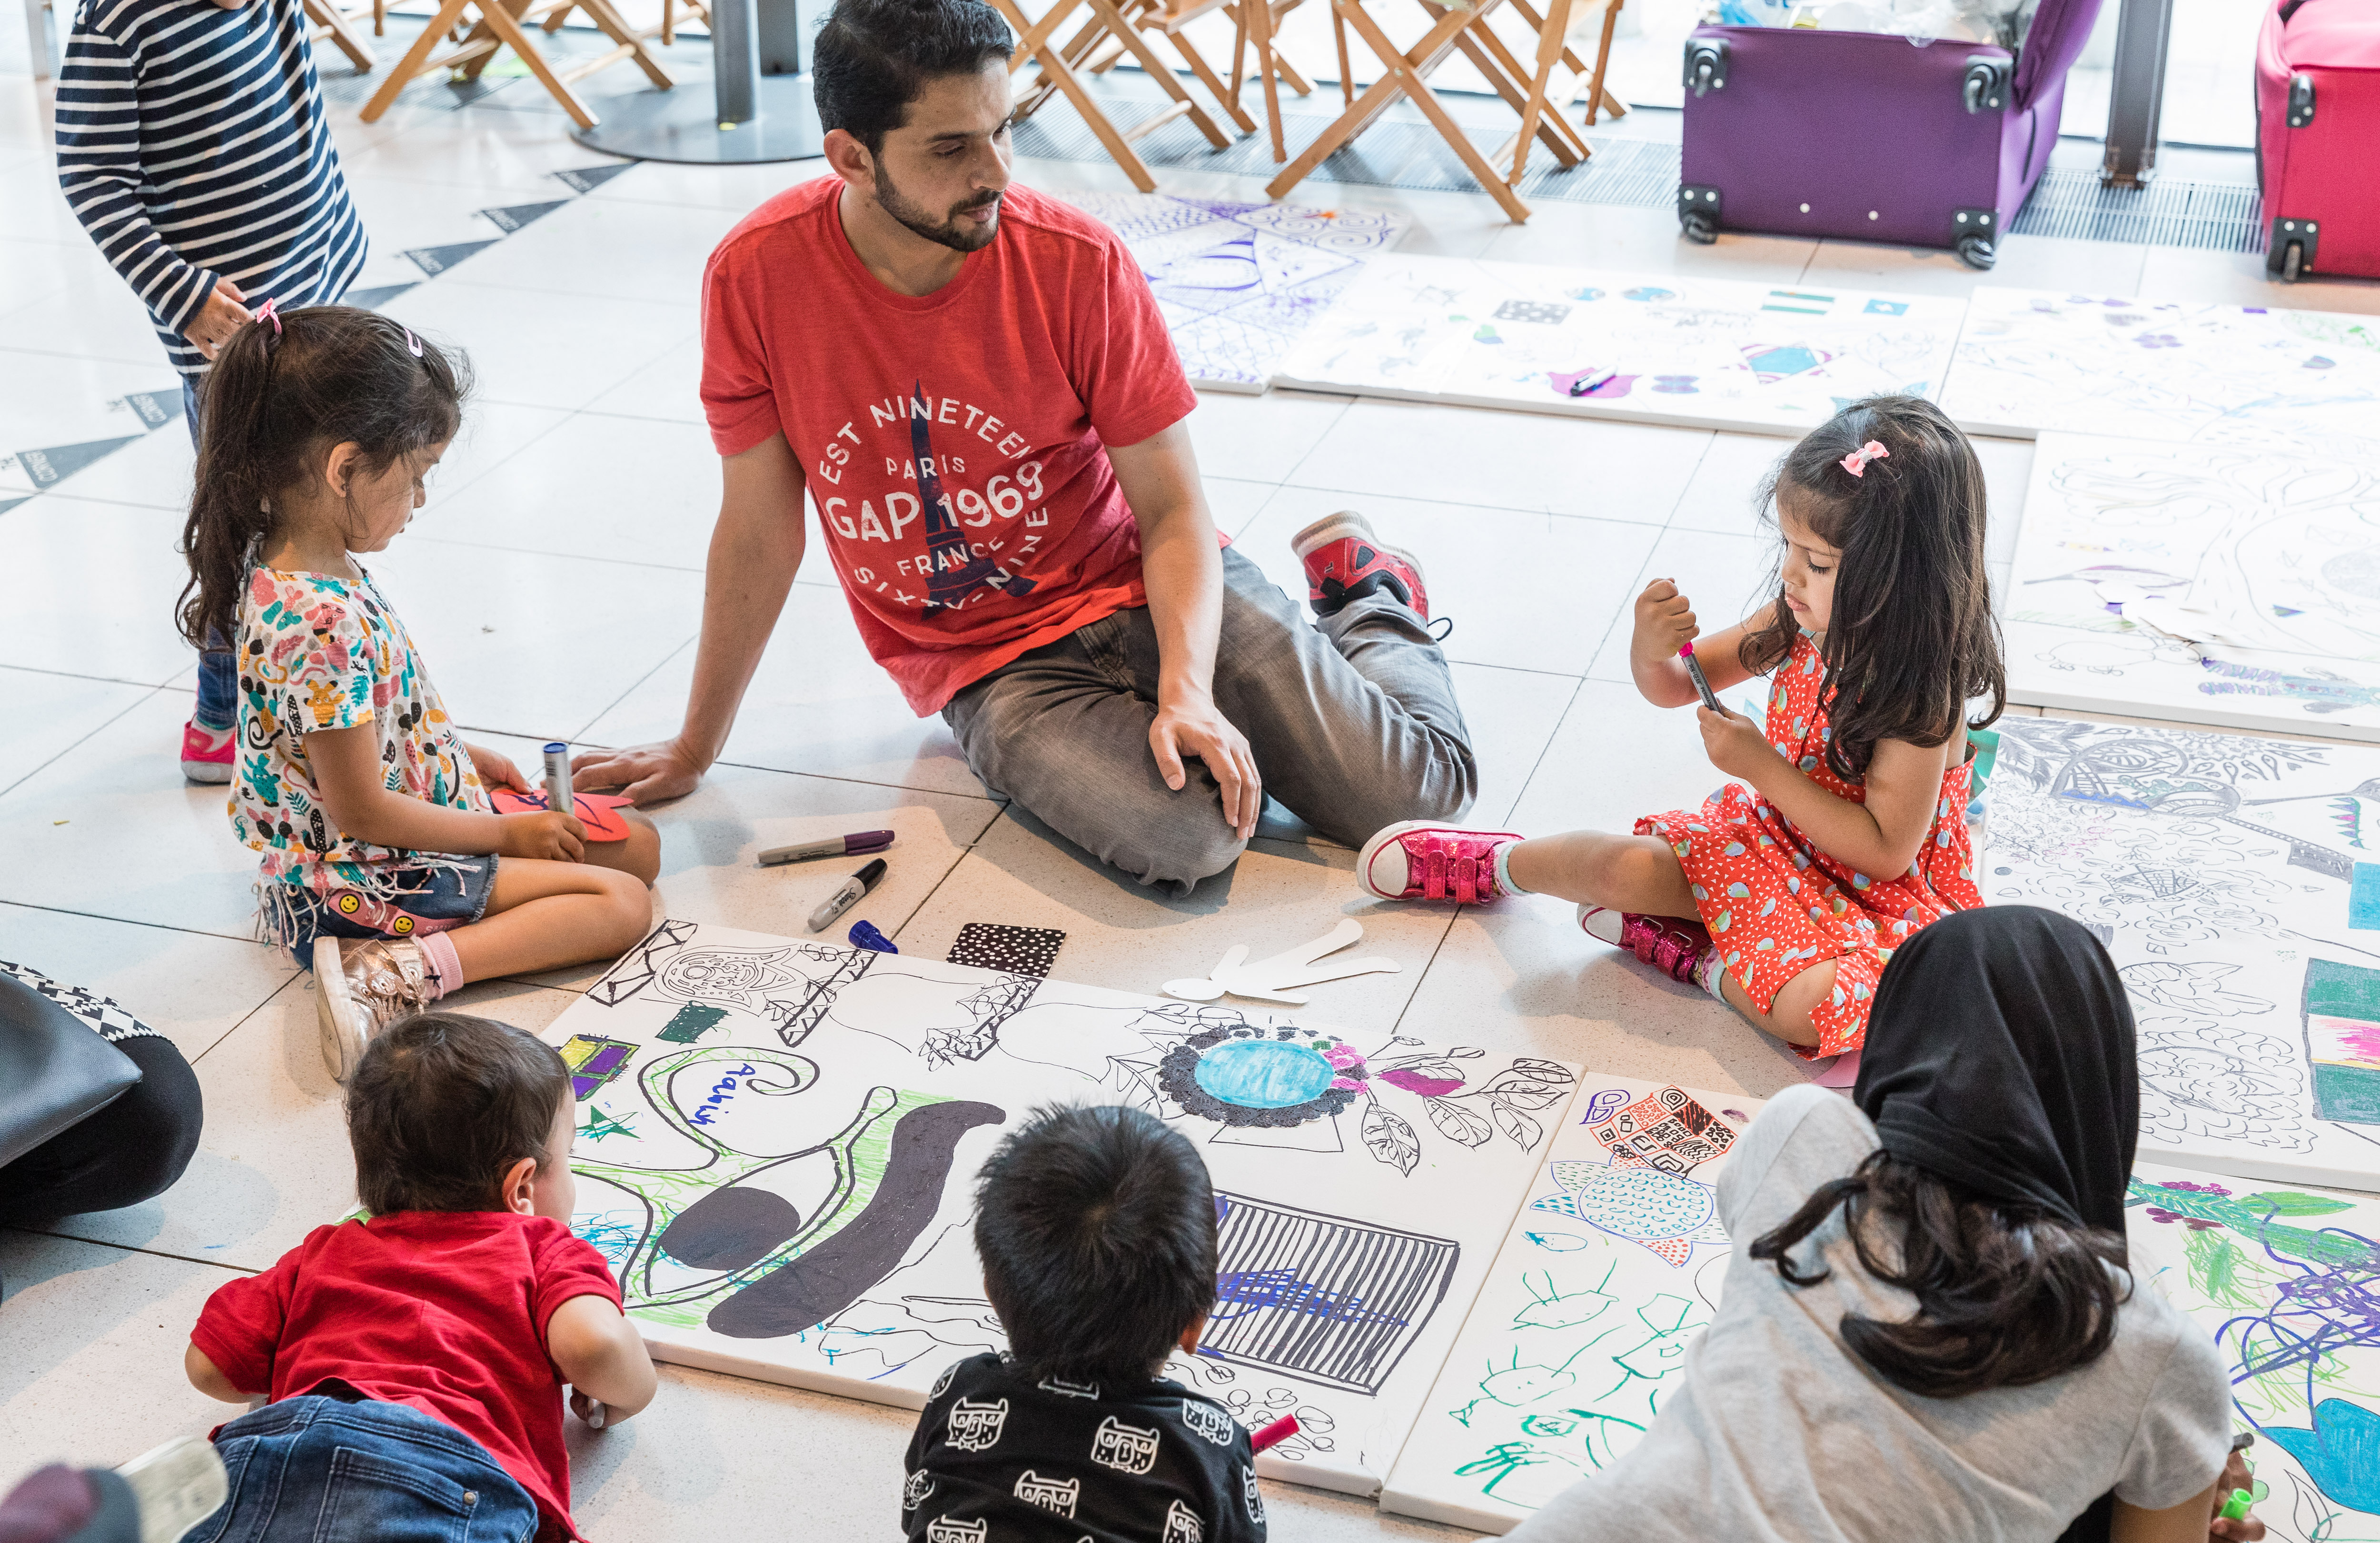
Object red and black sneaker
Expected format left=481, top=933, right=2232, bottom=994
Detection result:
left=1292, top=511, right=1431, bottom=621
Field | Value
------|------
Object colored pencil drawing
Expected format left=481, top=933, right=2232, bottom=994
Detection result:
left=1985, top=718, right=2380, bottom=1186
left=1271, top=254, right=1965, bottom=437
left=1059, top=192, right=1408, bottom=392
left=1381, top=1079, right=1759, bottom=1533
left=2006, top=433, right=2380, bottom=741
left=2127, top=1163, right=2380, bottom=1539
left=1940, top=289, right=2380, bottom=454
left=546, top=918, right=1572, bottom=1499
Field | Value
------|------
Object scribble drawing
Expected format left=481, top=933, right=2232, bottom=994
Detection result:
left=2303, top=959, right=2380, bottom=1126
left=559, top=1036, right=637, bottom=1101
left=565, top=1038, right=1004, bottom=1338
left=588, top=918, right=698, bottom=1006
left=1057, top=192, right=1406, bottom=391
left=2128, top=1171, right=2380, bottom=1527
left=1585, top=1086, right=1739, bottom=1174
left=1529, top=1161, right=1726, bottom=1267
left=1195, top=1193, right=1458, bottom=1394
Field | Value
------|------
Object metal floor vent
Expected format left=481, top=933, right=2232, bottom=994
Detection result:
left=1014, top=96, right=2262, bottom=253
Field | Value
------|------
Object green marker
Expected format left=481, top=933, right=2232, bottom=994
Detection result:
left=2218, top=1489, right=2253, bottom=1522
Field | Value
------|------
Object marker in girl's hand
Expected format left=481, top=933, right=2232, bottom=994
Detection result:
left=1250, top=1414, right=1299, bottom=1453
left=543, top=741, right=573, bottom=820
left=1679, top=641, right=1723, bottom=713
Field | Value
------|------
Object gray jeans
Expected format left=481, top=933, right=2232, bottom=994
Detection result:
left=942, top=546, right=1476, bottom=894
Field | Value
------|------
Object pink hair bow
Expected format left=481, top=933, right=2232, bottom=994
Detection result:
left=1839, top=440, right=1889, bottom=478
left=255, top=297, right=282, bottom=335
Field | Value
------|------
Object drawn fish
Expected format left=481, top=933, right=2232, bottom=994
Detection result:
left=1528, top=1161, right=1722, bottom=1267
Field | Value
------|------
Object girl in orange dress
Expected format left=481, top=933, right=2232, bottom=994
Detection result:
left=1355, top=397, right=2003, bottom=1060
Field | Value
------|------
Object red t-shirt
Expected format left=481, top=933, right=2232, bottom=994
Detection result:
left=191, top=1212, right=620, bottom=1542
left=700, top=177, right=1200, bottom=715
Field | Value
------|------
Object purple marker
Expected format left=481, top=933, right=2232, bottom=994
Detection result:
left=758, top=830, right=895, bottom=867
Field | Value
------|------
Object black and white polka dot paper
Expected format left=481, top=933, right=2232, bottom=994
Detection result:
left=947, top=923, right=1066, bottom=979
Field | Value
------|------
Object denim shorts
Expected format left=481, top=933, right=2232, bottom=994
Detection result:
left=274, top=857, right=498, bottom=964
left=187, top=1393, right=540, bottom=1543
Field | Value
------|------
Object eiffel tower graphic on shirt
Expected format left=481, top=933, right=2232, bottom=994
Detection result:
left=911, top=380, right=1036, bottom=617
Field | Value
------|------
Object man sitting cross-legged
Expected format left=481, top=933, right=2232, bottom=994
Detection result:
left=577, top=0, right=1477, bottom=893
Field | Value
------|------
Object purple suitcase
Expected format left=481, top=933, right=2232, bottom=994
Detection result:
left=1676, top=0, right=2102, bottom=269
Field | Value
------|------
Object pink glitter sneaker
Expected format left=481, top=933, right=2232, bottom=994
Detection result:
left=1357, top=820, right=1520, bottom=904
left=1579, top=906, right=1714, bottom=984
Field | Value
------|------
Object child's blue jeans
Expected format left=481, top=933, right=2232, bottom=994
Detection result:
left=186, top=1393, right=540, bottom=1543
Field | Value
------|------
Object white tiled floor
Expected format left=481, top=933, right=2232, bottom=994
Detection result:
left=6, top=34, right=2380, bottom=1542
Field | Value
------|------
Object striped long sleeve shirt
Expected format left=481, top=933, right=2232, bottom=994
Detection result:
left=55, top=0, right=367, bottom=374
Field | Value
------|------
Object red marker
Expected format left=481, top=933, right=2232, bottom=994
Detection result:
left=1250, top=1414, right=1299, bottom=1453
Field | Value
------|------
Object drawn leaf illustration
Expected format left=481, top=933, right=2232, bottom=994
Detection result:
left=1378, top=1061, right=1468, bottom=1097
left=1488, top=1099, right=1543, bottom=1150
left=1361, top=1102, right=1421, bottom=1177
left=1427, top=1096, right=1494, bottom=1147
left=1446, top=1047, right=1486, bottom=1059
left=1506, top=1056, right=1576, bottom=1085
left=2237, top=1190, right=2355, bottom=1217
left=1478, top=1077, right=1571, bottom=1110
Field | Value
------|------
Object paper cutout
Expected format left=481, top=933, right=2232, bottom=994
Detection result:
left=1162, top=919, right=1401, bottom=1005
left=490, top=788, right=633, bottom=841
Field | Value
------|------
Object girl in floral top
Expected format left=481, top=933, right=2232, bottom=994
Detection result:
left=1354, top=398, right=2002, bottom=1064
left=178, top=305, right=659, bottom=1082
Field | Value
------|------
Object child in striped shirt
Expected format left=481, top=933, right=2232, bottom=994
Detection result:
left=55, top=0, right=367, bottom=785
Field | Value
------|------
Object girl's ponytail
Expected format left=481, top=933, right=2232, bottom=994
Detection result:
left=177, top=306, right=471, bottom=651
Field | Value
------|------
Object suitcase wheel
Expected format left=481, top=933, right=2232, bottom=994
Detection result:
left=1956, top=233, right=1997, bottom=271
left=1682, top=211, right=1719, bottom=245
left=2266, top=218, right=2318, bottom=283
left=2272, top=241, right=2305, bottom=283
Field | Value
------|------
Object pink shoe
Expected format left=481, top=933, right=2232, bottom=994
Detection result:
left=1357, top=820, right=1519, bottom=904
left=1579, top=905, right=1714, bottom=984
left=181, top=719, right=234, bottom=784
left=1291, top=510, right=1431, bottom=621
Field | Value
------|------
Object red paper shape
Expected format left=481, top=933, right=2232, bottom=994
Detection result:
left=491, top=788, right=634, bottom=841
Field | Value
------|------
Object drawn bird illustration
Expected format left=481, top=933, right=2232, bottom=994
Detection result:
left=1527, top=1161, right=1725, bottom=1267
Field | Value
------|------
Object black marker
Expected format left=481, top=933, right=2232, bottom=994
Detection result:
left=1679, top=640, right=1723, bottom=712
left=807, top=856, right=887, bottom=933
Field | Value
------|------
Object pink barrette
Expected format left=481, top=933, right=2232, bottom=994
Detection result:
left=1839, top=440, right=1889, bottom=478
left=402, top=326, right=423, bottom=358
left=255, top=297, right=282, bottom=335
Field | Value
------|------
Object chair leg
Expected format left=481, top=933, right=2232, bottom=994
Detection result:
left=1332, top=3, right=1352, bottom=106
left=1161, top=23, right=1256, bottom=134
left=1508, top=0, right=1573, bottom=184
left=479, top=0, right=602, bottom=125
left=1339, top=0, right=1533, bottom=219
left=1585, top=0, right=1623, bottom=125
left=986, top=0, right=1159, bottom=191
left=303, top=0, right=377, bottom=70
left=1086, top=0, right=1232, bottom=149
left=357, top=0, right=470, bottom=120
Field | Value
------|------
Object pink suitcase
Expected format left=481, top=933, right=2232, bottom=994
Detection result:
left=2256, top=0, right=2380, bottom=280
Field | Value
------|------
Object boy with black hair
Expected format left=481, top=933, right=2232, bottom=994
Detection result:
left=181, top=1013, right=654, bottom=1542
left=905, top=1105, right=1265, bottom=1543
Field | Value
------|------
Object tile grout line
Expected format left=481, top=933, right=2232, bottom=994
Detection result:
left=0, top=898, right=258, bottom=947
left=185, top=970, right=307, bottom=1068
left=0, top=683, right=166, bottom=801
left=7, top=1224, right=263, bottom=1278
left=568, top=633, right=697, bottom=744
left=1484, top=675, right=1586, bottom=829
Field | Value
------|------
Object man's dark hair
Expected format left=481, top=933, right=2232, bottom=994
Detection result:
left=974, top=1105, right=1218, bottom=1383
left=347, top=1012, right=571, bottom=1215
left=812, top=0, right=1015, bottom=156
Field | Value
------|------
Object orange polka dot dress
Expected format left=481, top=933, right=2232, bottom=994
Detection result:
left=1636, top=634, right=1982, bottom=1057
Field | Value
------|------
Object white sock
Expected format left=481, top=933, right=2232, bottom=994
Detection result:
left=1694, top=946, right=1727, bottom=1000
left=1493, top=841, right=1528, bottom=896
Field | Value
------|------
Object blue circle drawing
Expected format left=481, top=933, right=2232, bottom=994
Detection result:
left=1192, top=1038, right=1336, bottom=1108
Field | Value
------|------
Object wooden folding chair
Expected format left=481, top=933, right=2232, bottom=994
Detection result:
left=1509, top=0, right=1630, bottom=125
left=540, top=0, right=708, bottom=52
left=990, top=0, right=1232, bottom=194
left=302, top=0, right=377, bottom=70
left=1222, top=0, right=1318, bottom=160
left=1266, top=0, right=1592, bottom=221
left=1076, top=0, right=1317, bottom=159
left=357, top=0, right=673, bottom=129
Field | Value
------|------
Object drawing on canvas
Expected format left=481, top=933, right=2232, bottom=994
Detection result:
left=1379, top=1080, right=1762, bottom=1533
left=1983, top=717, right=2380, bottom=1189
left=2127, top=1161, right=2380, bottom=1542
left=2005, top=433, right=2380, bottom=742
left=1940, top=288, right=2380, bottom=453
left=1060, top=192, right=1408, bottom=393
left=548, top=918, right=1575, bottom=1498
left=1268, top=254, right=1966, bottom=437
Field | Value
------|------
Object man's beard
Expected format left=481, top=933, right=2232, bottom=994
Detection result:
left=873, top=164, right=1002, bottom=253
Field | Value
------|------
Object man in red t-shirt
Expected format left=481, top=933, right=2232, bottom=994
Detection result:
left=577, top=0, right=1479, bottom=893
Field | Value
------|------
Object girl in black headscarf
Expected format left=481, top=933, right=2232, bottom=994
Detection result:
left=1503, top=906, right=2261, bottom=1543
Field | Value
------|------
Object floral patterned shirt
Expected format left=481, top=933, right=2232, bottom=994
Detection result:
left=231, top=565, right=489, bottom=898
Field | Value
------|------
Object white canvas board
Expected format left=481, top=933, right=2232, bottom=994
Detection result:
left=1268, top=253, right=1966, bottom=436
left=547, top=919, right=1577, bottom=1497
left=2127, top=1161, right=2380, bottom=1543
left=2005, top=432, right=2380, bottom=742
left=1380, top=1079, right=1766, bottom=1533
left=1060, top=192, right=1409, bottom=393
left=1985, top=717, right=2380, bottom=1190
left=1941, top=287, right=2380, bottom=453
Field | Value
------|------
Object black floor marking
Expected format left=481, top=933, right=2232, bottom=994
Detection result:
left=404, top=239, right=501, bottom=276
left=482, top=199, right=570, bottom=232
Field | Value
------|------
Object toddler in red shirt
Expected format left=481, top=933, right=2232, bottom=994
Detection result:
left=181, top=1013, right=655, bottom=1542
